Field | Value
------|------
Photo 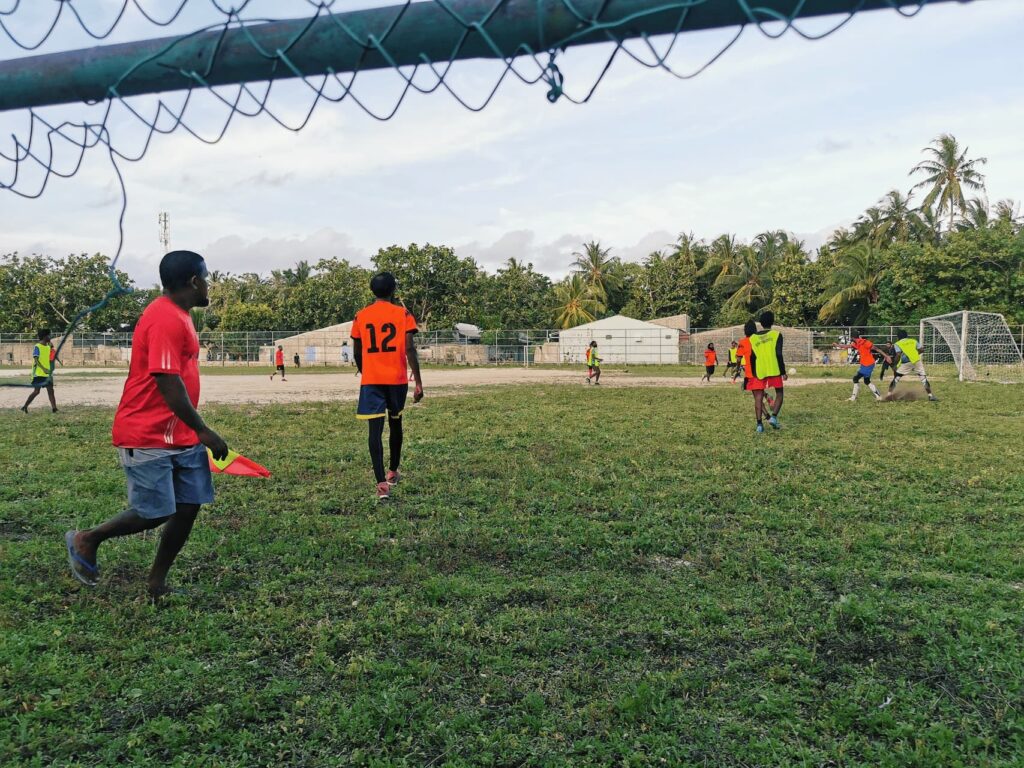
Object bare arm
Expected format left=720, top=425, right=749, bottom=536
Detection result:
left=352, top=338, right=362, bottom=374
left=153, top=373, right=228, bottom=459
left=407, top=331, right=423, bottom=401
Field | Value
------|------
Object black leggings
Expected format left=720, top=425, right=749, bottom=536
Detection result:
left=368, top=416, right=403, bottom=483
left=853, top=372, right=872, bottom=385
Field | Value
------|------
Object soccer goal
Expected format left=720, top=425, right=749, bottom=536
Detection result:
left=920, top=311, right=1024, bottom=383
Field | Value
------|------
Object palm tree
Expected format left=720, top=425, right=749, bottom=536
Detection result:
left=550, top=275, right=600, bottom=329
left=992, top=199, right=1022, bottom=227
left=571, top=240, right=620, bottom=309
left=708, top=243, right=776, bottom=315
left=958, top=197, right=990, bottom=230
left=916, top=204, right=944, bottom=246
left=824, top=227, right=857, bottom=254
left=699, top=234, right=742, bottom=280
left=817, top=243, right=887, bottom=324
left=910, top=133, right=987, bottom=232
left=876, top=189, right=923, bottom=245
left=852, top=206, right=885, bottom=246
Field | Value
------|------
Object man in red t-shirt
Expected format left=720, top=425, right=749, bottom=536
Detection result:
left=64, top=251, right=228, bottom=601
left=351, top=272, right=423, bottom=501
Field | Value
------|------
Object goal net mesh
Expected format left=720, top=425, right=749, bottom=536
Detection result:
left=921, top=311, right=1024, bottom=383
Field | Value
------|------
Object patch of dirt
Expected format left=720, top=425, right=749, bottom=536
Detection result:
left=0, top=368, right=840, bottom=409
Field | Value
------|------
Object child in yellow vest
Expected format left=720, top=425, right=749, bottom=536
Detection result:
left=586, top=341, right=602, bottom=385
left=20, top=329, right=58, bottom=413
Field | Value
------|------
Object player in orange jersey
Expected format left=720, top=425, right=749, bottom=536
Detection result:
left=700, top=343, right=718, bottom=382
left=835, top=330, right=891, bottom=402
left=351, top=272, right=424, bottom=501
left=270, top=345, right=286, bottom=381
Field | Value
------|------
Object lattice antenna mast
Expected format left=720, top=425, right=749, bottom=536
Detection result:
left=158, top=212, right=170, bottom=254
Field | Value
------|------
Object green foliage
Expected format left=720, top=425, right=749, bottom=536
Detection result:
left=770, top=248, right=825, bottom=326
left=818, top=243, right=888, bottom=325
left=219, top=303, right=276, bottom=332
left=2, top=383, right=1023, bottom=765
left=479, top=258, right=552, bottom=329
left=373, top=243, right=482, bottom=330
left=0, top=252, right=144, bottom=333
left=873, top=225, right=1024, bottom=324
left=4, top=136, right=1021, bottom=336
left=620, top=249, right=697, bottom=321
left=276, top=259, right=372, bottom=330
left=550, top=274, right=600, bottom=329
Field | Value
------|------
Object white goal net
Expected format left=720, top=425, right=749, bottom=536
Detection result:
left=920, top=311, right=1024, bottom=383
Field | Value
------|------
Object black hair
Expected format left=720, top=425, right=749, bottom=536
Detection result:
left=743, top=319, right=757, bottom=337
left=707, top=342, right=714, bottom=350
left=896, top=328, right=908, bottom=340
left=852, top=329, right=862, bottom=339
left=160, top=250, right=207, bottom=291
left=370, top=272, right=397, bottom=299
left=759, top=310, right=775, bottom=328
left=38, top=329, right=51, bottom=340
left=589, top=340, right=597, bottom=346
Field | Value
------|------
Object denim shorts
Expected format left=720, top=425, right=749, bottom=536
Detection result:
left=118, top=444, right=215, bottom=519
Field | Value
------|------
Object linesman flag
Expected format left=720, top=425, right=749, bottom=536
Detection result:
left=207, top=449, right=271, bottom=477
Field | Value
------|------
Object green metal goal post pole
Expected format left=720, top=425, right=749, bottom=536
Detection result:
left=0, top=0, right=970, bottom=112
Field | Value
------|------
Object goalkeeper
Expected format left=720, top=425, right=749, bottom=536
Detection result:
left=888, top=329, right=938, bottom=401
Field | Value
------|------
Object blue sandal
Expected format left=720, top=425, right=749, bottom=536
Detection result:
left=64, top=531, right=99, bottom=587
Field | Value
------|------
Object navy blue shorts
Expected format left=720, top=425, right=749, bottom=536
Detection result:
left=118, top=444, right=214, bottom=519
left=357, top=384, right=408, bottom=420
left=857, top=364, right=876, bottom=378
left=31, top=376, right=51, bottom=387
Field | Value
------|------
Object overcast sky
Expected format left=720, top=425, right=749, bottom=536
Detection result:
left=0, top=0, right=1021, bottom=286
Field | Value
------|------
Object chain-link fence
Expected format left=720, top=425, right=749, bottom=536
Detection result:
left=3, top=325, right=1022, bottom=369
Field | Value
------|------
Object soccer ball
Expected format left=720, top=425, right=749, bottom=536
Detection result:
left=788, top=367, right=796, bottom=375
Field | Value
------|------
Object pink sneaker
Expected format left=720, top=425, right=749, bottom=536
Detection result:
left=376, top=482, right=390, bottom=501
left=386, top=470, right=401, bottom=487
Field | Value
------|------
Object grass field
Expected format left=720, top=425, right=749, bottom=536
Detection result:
left=2, top=382, right=1022, bottom=766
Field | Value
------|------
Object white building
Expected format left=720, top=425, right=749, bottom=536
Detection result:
left=558, top=314, right=680, bottom=365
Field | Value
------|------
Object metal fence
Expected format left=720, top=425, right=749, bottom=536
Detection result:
left=2, top=325, right=1023, bottom=368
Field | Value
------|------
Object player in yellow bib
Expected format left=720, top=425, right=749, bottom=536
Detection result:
left=20, top=329, right=58, bottom=413
left=586, top=341, right=602, bottom=385
left=888, top=328, right=937, bottom=401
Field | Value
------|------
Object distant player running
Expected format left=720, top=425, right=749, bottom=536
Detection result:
left=889, top=328, right=937, bottom=401
left=586, top=341, right=601, bottom=385
left=748, top=310, right=787, bottom=432
left=835, top=330, right=891, bottom=402
left=20, top=329, right=58, bottom=413
left=270, top=345, right=287, bottom=381
left=723, top=341, right=740, bottom=378
left=352, top=272, right=424, bottom=501
left=700, top=343, right=718, bottom=382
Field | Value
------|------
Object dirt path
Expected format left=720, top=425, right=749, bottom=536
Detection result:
left=0, top=368, right=840, bottom=409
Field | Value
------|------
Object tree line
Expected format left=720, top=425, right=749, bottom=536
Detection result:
left=2, top=134, right=1021, bottom=335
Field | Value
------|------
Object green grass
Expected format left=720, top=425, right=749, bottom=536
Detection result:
left=2, top=383, right=1022, bottom=766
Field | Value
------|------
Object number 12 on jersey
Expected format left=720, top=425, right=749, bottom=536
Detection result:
left=365, top=323, right=397, bottom=353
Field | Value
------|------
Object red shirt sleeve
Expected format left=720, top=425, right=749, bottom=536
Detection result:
left=350, top=311, right=362, bottom=339
left=405, top=310, right=418, bottom=334
left=145, top=314, right=186, bottom=375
